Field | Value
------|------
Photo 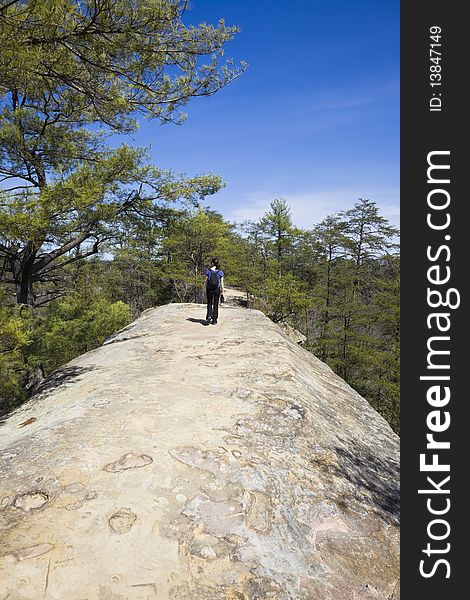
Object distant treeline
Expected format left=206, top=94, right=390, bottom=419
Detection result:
left=1, top=198, right=399, bottom=433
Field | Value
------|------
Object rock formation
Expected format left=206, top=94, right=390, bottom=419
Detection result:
left=0, top=299, right=399, bottom=599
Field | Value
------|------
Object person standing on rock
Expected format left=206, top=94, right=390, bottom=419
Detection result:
left=204, top=258, right=225, bottom=324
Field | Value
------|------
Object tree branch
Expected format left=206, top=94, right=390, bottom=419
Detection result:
left=273, top=312, right=295, bottom=324
left=38, top=242, right=101, bottom=275
left=32, top=230, right=93, bottom=273
left=0, top=0, right=22, bottom=13
left=33, top=289, right=67, bottom=307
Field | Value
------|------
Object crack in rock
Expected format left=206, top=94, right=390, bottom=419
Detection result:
left=1, top=543, right=55, bottom=562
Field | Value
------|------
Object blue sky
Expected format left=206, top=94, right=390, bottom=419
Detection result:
left=128, top=0, right=400, bottom=229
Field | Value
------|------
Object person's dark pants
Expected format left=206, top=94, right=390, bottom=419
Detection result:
left=206, top=288, right=220, bottom=322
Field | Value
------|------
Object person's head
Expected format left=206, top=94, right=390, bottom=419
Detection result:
left=211, top=257, right=221, bottom=269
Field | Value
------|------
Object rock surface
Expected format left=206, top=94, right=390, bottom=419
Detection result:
left=277, top=322, right=307, bottom=346
left=0, top=301, right=399, bottom=600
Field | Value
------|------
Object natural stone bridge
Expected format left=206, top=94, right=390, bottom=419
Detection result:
left=0, top=299, right=399, bottom=599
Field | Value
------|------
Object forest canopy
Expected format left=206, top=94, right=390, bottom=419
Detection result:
left=0, top=0, right=245, bottom=305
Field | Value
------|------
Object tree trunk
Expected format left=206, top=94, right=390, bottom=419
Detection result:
left=7, top=242, right=39, bottom=306
left=341, top=316, right=350, bottom=380
left=322, top=251, right=332, bottom=361
left=16, top=278, right=35, bottom=305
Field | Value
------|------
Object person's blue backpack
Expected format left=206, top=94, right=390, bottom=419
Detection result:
left=207, top=269, right=220, bottom=291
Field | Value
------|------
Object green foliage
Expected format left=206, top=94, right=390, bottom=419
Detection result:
left=0, top=0, right=243, bottom=305
left=104, top=250, right=170, bottom=317
left=1, top=195, right=400, bottom=434
left=161, top=208, right=232, bottom=302
left=248, top=198, right=400, bottom=434
left=259, top=198, right=298, bottom=277
left=260, top=273, right=312, bottom=323
left=0, top=301, right=33, bottom=413
left=347, top=255, right=400, bottom=432
left=36, top=293, right=131, bottom=373
left=0, top=269, right=131, bottom=415
left=0, top=0, right=246, bottom=130
left=0, top=6, right=399, bottom=431
left=215, top=232, right=260, bottom=293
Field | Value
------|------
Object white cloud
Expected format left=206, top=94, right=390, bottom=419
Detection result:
left=222, top=187, right=400, bottom=229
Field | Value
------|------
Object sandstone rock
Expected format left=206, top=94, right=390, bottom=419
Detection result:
left=277, top=321, right=307, bottom=345
left=0, top=303, right=399, bottom=599
left=223, top=287, right=249, bottom=307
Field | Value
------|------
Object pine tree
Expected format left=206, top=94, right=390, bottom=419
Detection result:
left=261, top=199, right=297, bottom=277
left=162, top=209, right=232, bottom=302
left=0, top=0, right=245, bottom=305
left=335, top=199, right=398, bottom=379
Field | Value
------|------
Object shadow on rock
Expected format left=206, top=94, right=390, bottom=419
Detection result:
left=103, top=322, right=143, bottom=345
left=0, top=364, right=96, bottom=423
left=36, top=365, right=97, bottom=397
left=186, top=318, right=210, bottom=326
left=332, top=444, right=400, bottom=524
